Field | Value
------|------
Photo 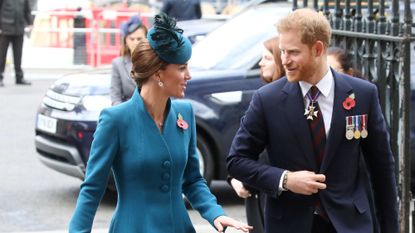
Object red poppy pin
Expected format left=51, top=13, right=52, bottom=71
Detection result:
left=343, top=93, right=356, bottom=110
left=177, top=113, right=188, bottom=130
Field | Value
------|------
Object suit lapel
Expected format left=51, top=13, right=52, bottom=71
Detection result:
left=282, top=81, right=317, bottom=171
left=320, top=71, right=353, bottom=172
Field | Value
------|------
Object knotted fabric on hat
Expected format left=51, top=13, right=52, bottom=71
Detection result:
left=147, top=13, right=192, bottom=64
left=120, top=15, right=143, bottom=37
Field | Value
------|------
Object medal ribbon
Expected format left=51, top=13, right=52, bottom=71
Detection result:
left=356, top=115, right=360, bottom=131
left=306, top=89, right=321, bottom=105
left=362, top=114, right=367, bottom=128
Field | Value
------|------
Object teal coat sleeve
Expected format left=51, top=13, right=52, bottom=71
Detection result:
left=68, top=108, right=119, bottom=232
left=179, top=102, right=226, bottom=226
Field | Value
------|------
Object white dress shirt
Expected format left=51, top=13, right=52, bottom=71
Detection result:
left=279, top=69, right=335, bottom=192
left=299, top=69, right=335, bottom=136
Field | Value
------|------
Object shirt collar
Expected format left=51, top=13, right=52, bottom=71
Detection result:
left=299, top=69, right=333, bottom=98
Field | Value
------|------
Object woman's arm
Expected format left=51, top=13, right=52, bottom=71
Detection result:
left=68, top=109, right=119, bottom=232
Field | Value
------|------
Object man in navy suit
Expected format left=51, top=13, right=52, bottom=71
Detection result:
left=227, top=8, right=398, bottom=233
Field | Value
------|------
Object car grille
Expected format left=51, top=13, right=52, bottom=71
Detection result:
left=42, top=90, right=81, bottom=111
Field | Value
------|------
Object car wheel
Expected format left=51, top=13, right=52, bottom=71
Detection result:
left=197, top=134, right=214, bottom=186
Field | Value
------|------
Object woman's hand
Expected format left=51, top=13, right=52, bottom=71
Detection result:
left=230, top=178, right=251, bottom=198
left=213, top=215, right=253, bottom=232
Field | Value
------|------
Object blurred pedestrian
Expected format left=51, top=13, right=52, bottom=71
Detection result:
left=0, top=0, right=34, bottom=86
left=161, top=0, right=202, bottom=21
left=73, top=7, right=87, bottom=65
left=327, top=46, right=365, bottom=79
left=110, top=15, right=147, bottom=106
left=69, top=13, right=252, bottom=233
left=227, top=8, right=398, bottom=233
left=258, top=36, right=285, bottom=83
left=228, top=36, right=285, bottom=233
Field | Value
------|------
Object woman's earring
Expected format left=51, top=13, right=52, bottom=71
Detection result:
left=158, top=79, right=164, bottom=87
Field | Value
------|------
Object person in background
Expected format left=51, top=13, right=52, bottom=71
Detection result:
left=161, top=0, right=202, bottom=21
left=227, top=8, right=398, bottom=233
left=327, top=46, right=365, bottom=80
left=258, top=36, right=285, bottom=83
left=69, top=13, right=252, bottom=233
left=110, top=15, right=147, bottom=106
left=228, top=36, right=285, bottom=233
left=0, top=0, right=34, bottom=86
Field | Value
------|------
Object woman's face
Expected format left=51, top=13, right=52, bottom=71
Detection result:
left=126, top=28, right=146, bottom=54
left=259, top=48, right=277, bottom=81
left=327, top=54, right=345, bottom=74
left=159, top=63, right=191, bottom=98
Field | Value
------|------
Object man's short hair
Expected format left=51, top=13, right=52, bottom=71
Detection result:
left=277, top=8, right=332, bottom=48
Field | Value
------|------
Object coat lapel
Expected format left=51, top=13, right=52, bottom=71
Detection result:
left=282, top=81, right=317, bottom=171
left=123, top=57, right=135, bottom=85
left=320, top=71, right=353, bottom=172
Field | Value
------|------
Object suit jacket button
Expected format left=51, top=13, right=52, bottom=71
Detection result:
left=161, top=185, right=169, bottom=192
left=163, top=161, right=171, bottom=168
left=162, top=173, right=170, bottom=180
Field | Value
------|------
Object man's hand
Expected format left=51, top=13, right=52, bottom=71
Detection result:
left=25, top=25, right=33, bottom=32
left=285, top=170, right=326, bottom=195
left=230, top=178, right=251, bottom=198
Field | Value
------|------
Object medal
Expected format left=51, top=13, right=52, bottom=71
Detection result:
left=353, top=115, right=361, bottom=139
left=360, top=128, right=368, bottom=138
left=361, top=114, right=368, bottom=138
left=304, top=105, right=318, bottom=120
left=345, top=116, right=354, bottom=140
left=305, top=88, right=321, bottom=121
left=354, top=129, right=361, bottom=139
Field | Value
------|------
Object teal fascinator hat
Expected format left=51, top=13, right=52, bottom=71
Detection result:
left=147, top=13, right=192, bottom=64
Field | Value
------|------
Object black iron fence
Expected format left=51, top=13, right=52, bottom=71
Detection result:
left=292, top=0, right=413, bottom=231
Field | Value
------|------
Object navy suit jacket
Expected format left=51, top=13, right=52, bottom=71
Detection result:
left=227, top=70, right=399, bottom=233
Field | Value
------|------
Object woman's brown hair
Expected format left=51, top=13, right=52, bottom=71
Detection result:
left=120, top=26, right=148, bottom=57
left=130, top=40, right=168, bottom=87
left=262, top=36, right=285, bottom=83
left=328, top=46, right=365, bottom=80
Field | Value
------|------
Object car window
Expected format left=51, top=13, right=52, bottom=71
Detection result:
left=190, top=3, right=291, bottom=72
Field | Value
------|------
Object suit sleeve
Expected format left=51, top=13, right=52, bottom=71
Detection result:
left=181, top=103, right=225, bottom=227
left=110, top=58, right=123, bottom=106
left=69, top=109, right=119, bottom=232
left=24, top=0, right=33, bottom=26
left=361, top=85, right=399, bottom=233
left=227, top=91, right=284, bottom=198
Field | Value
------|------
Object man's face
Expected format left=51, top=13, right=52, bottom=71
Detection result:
left=279, top=30, right=318, bottom=83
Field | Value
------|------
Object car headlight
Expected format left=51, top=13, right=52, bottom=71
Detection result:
left=82, top=95, right=111, bottom=111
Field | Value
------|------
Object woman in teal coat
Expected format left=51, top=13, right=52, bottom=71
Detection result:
left=68, top=13, right=252, bottom=233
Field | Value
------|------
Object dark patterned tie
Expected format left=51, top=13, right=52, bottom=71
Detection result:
left=307, top=86, right=326, bottom=168
left=307, top=86, right=329, bottom=221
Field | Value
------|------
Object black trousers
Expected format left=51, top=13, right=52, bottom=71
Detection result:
left=0, top=34, right=24, bottom=80
left=245, top=192, right=265, bottom=233
left=312, top=214, right=337, bottom=233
